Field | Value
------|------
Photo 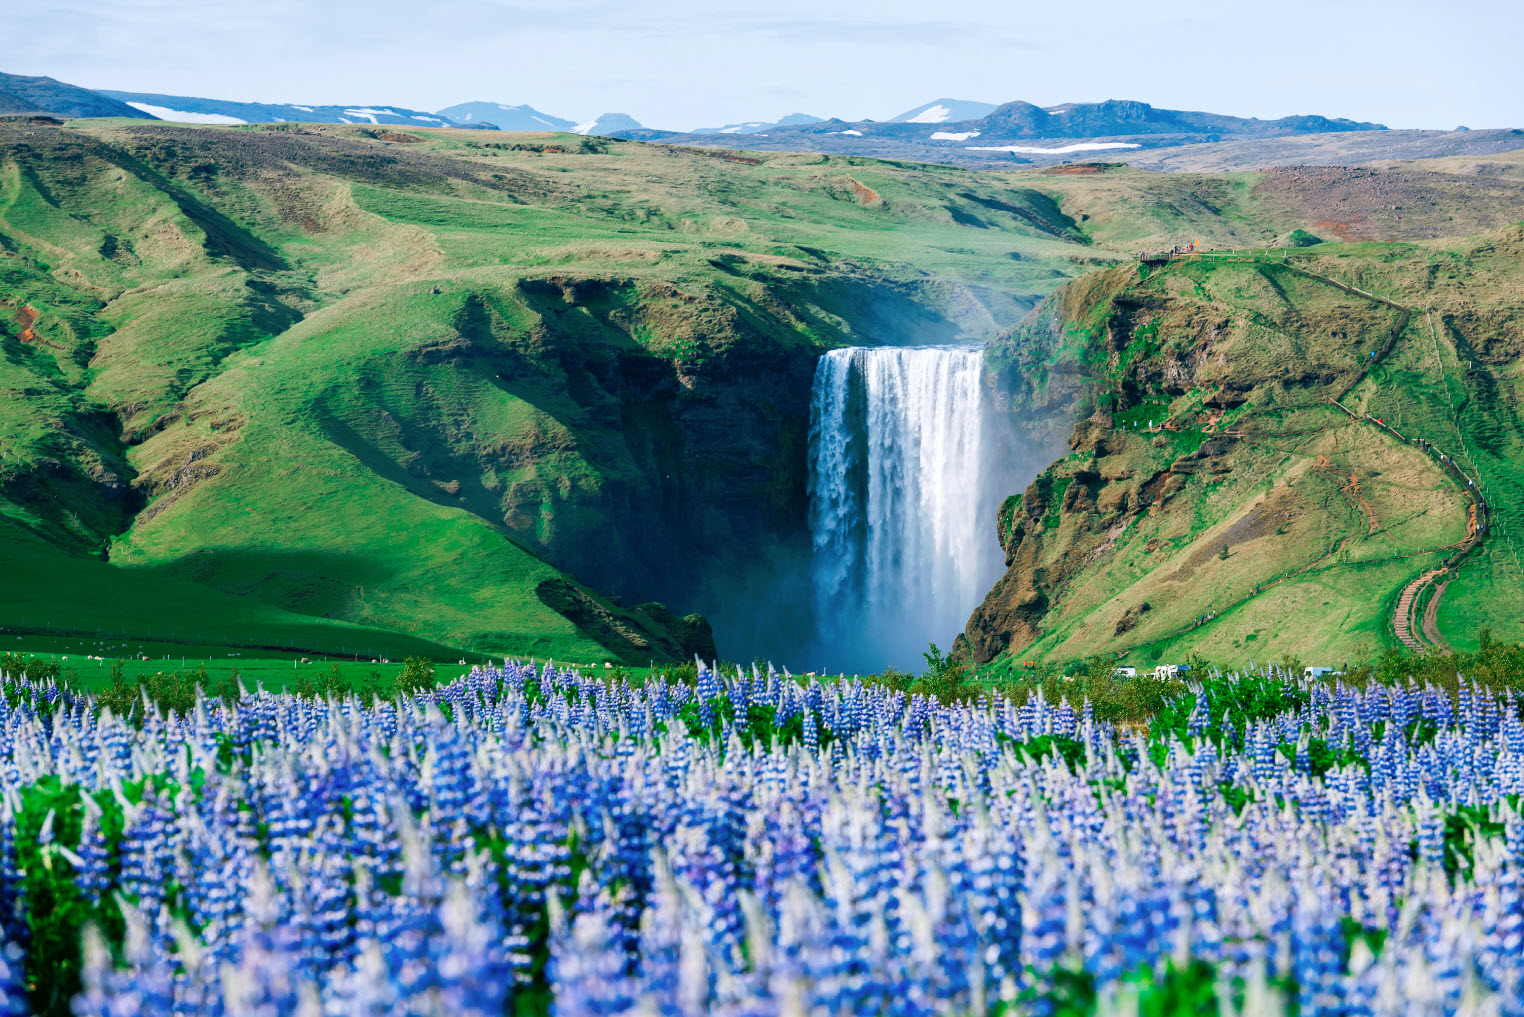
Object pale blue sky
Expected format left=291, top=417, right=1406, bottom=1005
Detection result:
left=14, top=0, right=1521, bottom=130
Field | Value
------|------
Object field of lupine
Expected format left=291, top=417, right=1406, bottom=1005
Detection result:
left=1, top=660, right=1524, bottom=1016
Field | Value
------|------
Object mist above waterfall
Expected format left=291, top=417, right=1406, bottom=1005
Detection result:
left=807, top=345, right=1018, bottom=673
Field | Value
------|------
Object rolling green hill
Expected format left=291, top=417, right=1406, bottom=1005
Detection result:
left=1, top=116, right=1520, bottom=665
left=965, top=225, right=1524, bottom=672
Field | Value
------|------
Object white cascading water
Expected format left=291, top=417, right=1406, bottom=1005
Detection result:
left=808, top=345, right=1010, bottom=672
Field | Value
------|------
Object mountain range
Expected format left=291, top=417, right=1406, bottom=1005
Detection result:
left=22, top=77, right=652, bottom=138
left=96, top=90, right=484, bottom=129
left=0, top=73, right=153, bottom=119
left=3, top=69, right=1516, bottom=174
left=434, top=102, right=574, bottom=131
left=628, top=99, right=1394, bottom=165
left=686, top=113, right=825, bottom=135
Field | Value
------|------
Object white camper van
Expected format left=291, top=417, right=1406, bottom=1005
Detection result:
left=1303, top=666, right=1338, bottom=679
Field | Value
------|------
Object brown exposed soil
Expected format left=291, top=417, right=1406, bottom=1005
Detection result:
left=9, top=304, right=65, bottom=350
left=14, top=305, right=37, bottom=341
left=1315, top=220, right=1358, bottom=241
left=1170, top=487, right=1299, bottom=583
left=1423, top=580, right=1453, bottom=652
left=847, top=177, right=880, bottom=204
left=1044, top=162, right=1122, bottom=176
left=1252, top=165, right=1524, bottom=242
left=1114, top=601, right=1151, bottom=635
left=672, top=146, right=762, bottom=166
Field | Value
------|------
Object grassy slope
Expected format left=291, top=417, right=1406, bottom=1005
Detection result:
left=0, top=520, right=462, bottom=661
left=2, top=119, right=1517, bottom=664
left=970, top=224, right=1524, bottom=672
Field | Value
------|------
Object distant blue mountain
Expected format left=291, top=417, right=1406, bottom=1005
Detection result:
left=888, top=99, right=1000, bottom=124
left=688, top=113, right=824, bottom=135
left=574, top=113, right=643, bottom=137
left=435, top=102, right=575, bottom=131
left=94, top=91, right=483, bottom=128
left=0, top=73, right=155, bottom=119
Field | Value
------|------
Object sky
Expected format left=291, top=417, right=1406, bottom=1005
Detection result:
left=13, top=0, right=1523, bottom=131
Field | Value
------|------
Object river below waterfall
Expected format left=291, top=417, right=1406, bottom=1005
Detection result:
left=807, top=345, right=1016, bottom=673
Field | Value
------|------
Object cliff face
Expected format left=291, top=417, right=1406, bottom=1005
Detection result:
left=331, top=276, right=827, bottom=649
left=962, top=239, right=1524, bottom=667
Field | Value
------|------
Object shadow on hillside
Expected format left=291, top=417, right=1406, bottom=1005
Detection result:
left=146, top=545, right=396, bottom=624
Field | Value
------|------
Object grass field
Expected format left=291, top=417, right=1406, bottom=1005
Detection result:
left=2, top=643, right=437, bottom=692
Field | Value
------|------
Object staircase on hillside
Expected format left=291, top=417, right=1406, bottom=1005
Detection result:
left=1393, top=569, right=1447, bottom=652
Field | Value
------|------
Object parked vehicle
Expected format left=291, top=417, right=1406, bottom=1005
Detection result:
left=1114, top=666, right=1138, bottom=678
left=1304, top=666, right=1339, bottom=678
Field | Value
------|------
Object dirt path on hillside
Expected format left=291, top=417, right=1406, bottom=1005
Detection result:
left=1422, top=580, right=1453, bottom=652
left=1325, top=401, right=1488, bottom=654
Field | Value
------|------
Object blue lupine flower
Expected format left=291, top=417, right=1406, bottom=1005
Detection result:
left=4, top=664, right=1524, bottom=1014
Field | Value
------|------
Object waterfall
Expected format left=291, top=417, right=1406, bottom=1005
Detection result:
left=808, top=345, right=1010, bottom=672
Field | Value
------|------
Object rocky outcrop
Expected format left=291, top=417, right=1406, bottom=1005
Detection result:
left=534, top=579, right=715, bottom=664
left=630, top=602, right=717, bottom=662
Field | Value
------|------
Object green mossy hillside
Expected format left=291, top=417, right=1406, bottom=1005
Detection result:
left=967, top=231, right=1524, bottom=667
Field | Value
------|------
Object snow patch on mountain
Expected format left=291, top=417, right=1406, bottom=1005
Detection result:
left=966, top=141, right=1142, bottom=154
left=126, top=102, right=245, bottom=125
left=574, top=113, right=643, bottom=136
left=931, top=130, right=979, bottom=141
left=435, top=102, right=575, bottom=131
left=889, top=98, right=999, bottom=124
left=691, top=114, right=823, bottom=135
left=101, top=91, right=471, bottom=127
left=343, top=108, right=404, bottom=124
left=909, top=104, right=952, bottom=124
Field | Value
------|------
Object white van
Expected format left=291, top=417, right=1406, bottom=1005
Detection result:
left=1303, top=666, right=1338, bottom=679
left=1113, top=666, right=1137, bottom=678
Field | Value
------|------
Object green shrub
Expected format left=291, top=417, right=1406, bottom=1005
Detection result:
left=395, top=656, right=436, bottom=695
left=1372, top=635, right=1524, bottom=698
left=0, top=653, right=66, bottom=683
left=93, top=661, right=230, bottom=724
